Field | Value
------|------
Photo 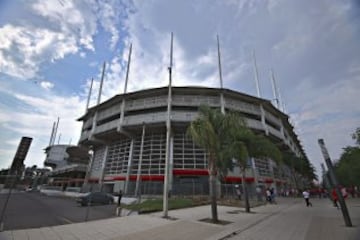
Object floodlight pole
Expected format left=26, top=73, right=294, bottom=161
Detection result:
left=318, top=139, right=352, bottom=227
left=85, top=78, right=94, bottom=112
left=163, top=32, right=173, bottom=218
left=252, top=50, right=261, bottom=98
left=217, top=34, right=225, bottom=115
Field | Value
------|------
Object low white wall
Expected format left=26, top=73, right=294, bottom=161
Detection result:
left=39, top=189, right=137, bottom=204
left=40, top=189, right=86, bottom=198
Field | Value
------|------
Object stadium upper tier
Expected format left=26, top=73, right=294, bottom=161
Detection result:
left=78, top=86, right=304, bottom=157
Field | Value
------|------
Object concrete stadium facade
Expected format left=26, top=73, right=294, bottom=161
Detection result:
left=44, top=144, right=89, bottom=189
left=78, top=86, right=305, bottom=195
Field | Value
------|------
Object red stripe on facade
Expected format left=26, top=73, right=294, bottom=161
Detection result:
left=264, top=178, right=274, bottom=183
left=89, top=178, right=99, bottom=183
left=129, top=175, right=164, bottom=181
left=173, top=169, right=209, bottom=176
left=224, top=176, right=255, bottom=183
left=104, top=172, right=257, bottom=183
left=104, top=175, right=164, bottom=182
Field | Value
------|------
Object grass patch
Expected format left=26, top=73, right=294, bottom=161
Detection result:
left=123, top=196, right=264, bottom=214
left=124, top=198, right=195, bottom=213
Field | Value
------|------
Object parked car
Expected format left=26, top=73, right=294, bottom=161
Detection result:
left=25, top=186, right=39, bottom=192
left=76, top=192, right=114, bottom=206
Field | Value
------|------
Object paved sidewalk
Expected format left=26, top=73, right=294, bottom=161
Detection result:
left=0, top=198, right=359, bottom=240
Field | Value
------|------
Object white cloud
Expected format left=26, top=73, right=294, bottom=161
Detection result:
left=95, top=0, right=123, bottom=49
left=0, top=24, right=78, bottom=79
left=0, top=88, right=84, bottom=168
left=31, top=0, right=96, bottom=51
left=0, top=111, right=11, bottom=124
left=348, top=62, right=360, bottom=74
left=0, top=0, right=126, bottom=81
left=289, top=74, right=360, bottom=173
left=40, top=81, right=54, bottom=90
left=293, top=76, right=360, bottom=124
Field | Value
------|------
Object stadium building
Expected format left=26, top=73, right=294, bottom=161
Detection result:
left=44, top=144, right=90, bottom=190
left=77, top=86, right=305, bottom=196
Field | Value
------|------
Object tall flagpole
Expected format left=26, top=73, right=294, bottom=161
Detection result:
left=97, top=62, right=106, bottom=105
left=48, top=121, right=56, bottom=146
left=217, top=35, right=225, bottom=114
left=118, top=44, right=132, bottom=131
left=270, top=69, right=285, bottom=112
left=252, top=50, right=261, bottom=98
left=85, top=78, right=94, bottom=112
left=270, top=69, right=279, bottom=108
left=163, top=32, right=173, bottom=218
left=278, top=87, right=284, bottom=113
left=91, top=62, right=106, bottom=138
left=52, top=117, right=60, bottom=145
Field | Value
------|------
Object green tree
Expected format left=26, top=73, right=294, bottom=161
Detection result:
left=333, top=127, right=360, bottom=187
left=186, top=105, right=234, bottom=222
left=226, top=118, right=282, bottom=212
left=282, top=152, right=317, bottom=190
left=352, top=127, right=360, bottom=146
left=335, top=147, right=360, bottom=187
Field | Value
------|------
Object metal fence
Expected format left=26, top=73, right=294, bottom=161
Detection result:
left=125, top=181, right=258, bottom=201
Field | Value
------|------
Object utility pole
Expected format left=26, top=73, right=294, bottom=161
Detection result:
left=318, top=139, right=352, bottom=227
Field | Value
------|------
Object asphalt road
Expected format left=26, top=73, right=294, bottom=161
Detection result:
left=0, top=192, right=117, bottom=231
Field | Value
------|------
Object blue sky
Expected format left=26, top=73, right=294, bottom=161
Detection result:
left=0, top=0, right=359, bottom=176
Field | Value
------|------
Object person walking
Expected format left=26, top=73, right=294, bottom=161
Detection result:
left=266, top=188, right=272, bottom=204
left=302, top=189, right=312, bottom=207
left=116, top=190, right=123, bottom=216
left=332, top=188, right=339, bottom=209
left=270, top=188, right=276, bottom=204
left=235, top=185, right=242, bottom=200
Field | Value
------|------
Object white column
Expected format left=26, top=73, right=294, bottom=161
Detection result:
left=124, top=139, right=134, bottom=194
left=99, top=146, right=109, bottom=188
left=260, top=105, right=268, bottom=135
left=135, top=124, right=146, bottom=197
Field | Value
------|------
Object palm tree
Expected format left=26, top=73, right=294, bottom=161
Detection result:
left=226, top=113, right=282, bottom=213
left=187, top=105, right=234, bottom=222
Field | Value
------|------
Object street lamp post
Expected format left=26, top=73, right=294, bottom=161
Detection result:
left=83, top=146, right=94, bottom=190
left=84, top=146, right=94, bottom=221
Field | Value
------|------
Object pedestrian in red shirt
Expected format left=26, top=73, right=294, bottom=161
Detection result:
left=332, top=188, right=339, bottom=209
